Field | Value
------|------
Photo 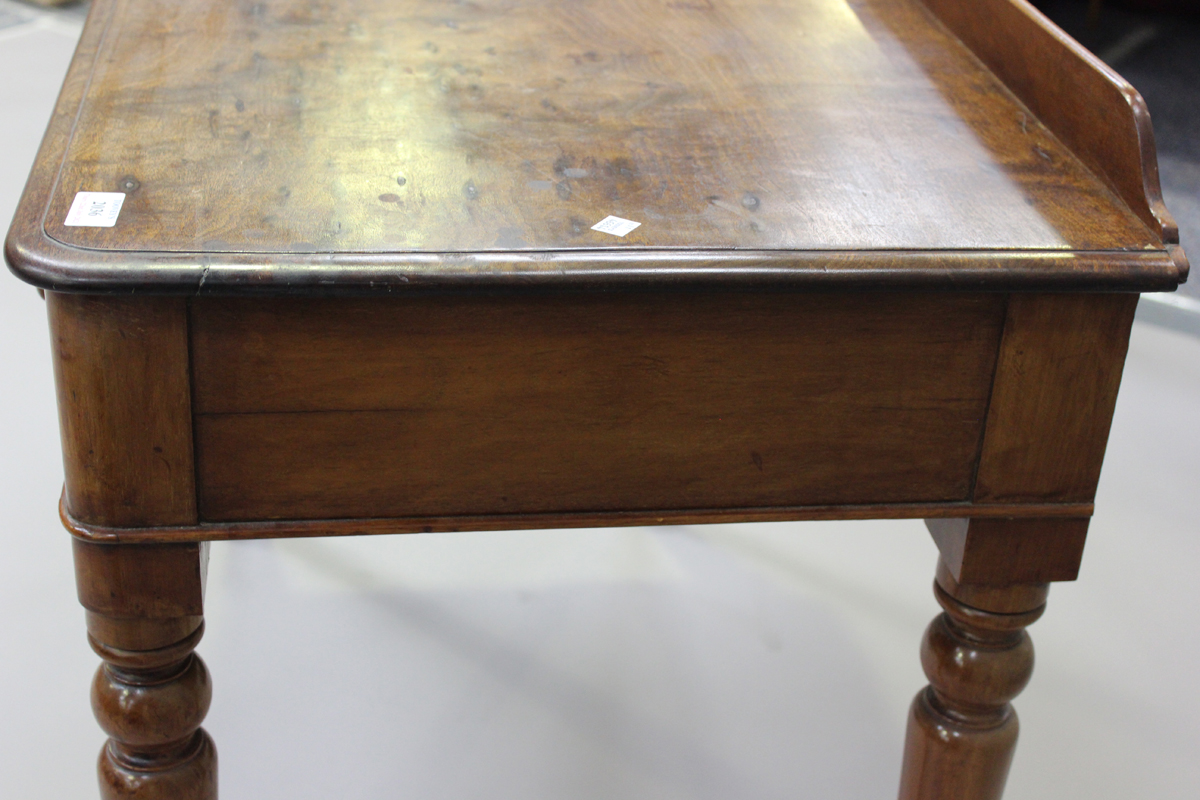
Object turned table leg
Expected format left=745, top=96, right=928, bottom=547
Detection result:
left=897, top=563, right=1045, bottom=800
left=899, top=517, right=1089, bottom=800
left=74, top=538, right=217, bottom=800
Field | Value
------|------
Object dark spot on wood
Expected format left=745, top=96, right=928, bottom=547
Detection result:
left=378, top=193, right=401, bottom=203
left=555, top=181, right=571, bottom=200
left=751, top=451, right=763, bottom=471
left=607, top=157, right=637, bottom=179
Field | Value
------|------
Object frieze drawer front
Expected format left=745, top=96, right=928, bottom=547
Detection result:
left=190, top=292, right=1005, bottom=521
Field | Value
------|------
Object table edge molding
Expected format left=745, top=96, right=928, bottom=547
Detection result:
left=59, top=493, right=1096, bottom=544
left=7, top=241, right=1186, bottom=295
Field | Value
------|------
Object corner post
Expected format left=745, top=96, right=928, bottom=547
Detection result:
left=48, top=292, right=213, bottom=798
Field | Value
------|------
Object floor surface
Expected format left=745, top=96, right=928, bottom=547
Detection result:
left=2, top=2, right=1198, bottom=798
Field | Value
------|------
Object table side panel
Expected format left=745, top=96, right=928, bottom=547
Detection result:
left=191, top=292, right=1004, bottom=521
left=973, top=292, right=1138, bottom=503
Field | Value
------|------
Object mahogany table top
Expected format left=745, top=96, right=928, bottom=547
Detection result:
left=4, top=0, right=1188, bottom=293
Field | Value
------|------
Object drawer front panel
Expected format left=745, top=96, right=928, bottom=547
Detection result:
left=191, top=292, right=1004, bottom=521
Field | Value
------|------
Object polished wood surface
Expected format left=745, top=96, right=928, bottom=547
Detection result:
left=898, top=520, right=1077, bottom=799
left=4, top=0, right=1186, bottom=292
left=899, top=568, right=1045, bottom=800
left=926, top=517, right=1089, bottom=586
left=74, top=540, right=216, bottom=800
left=974, top=293, right=1137, bottom=503
left=191, top=291, right=1003, bottom=521
left=47, top=293, right=196, bottom=527
left=921, top=0, right=1183, bottom=254
left=43, top=0, right=1154, bottom=254
left=61, top=499, right=1096, bottom=544
left=74, top=538, right=205, bottom=621
left=931, top=558, right=1050, bottom=616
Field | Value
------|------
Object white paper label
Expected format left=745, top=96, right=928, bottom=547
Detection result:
left=64, top=192, right=126, bottom=227
left=591, top=215, right=641, bottom=237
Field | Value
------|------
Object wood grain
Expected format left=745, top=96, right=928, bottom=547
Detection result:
left=933, top=558, right=1049, bottom=615
left=7, top=3, right=1177, bottom=799
left=48, top=293, right=196, bottom=527
left=919, top=0, right=1184, bottom=261
left=73, top=539, right=207, bottom=620
left=74, top=540, right=216, bottom=800
left=5, top=0, right=1185, bottom=293
left=191, top=291, right=1004, bottom=521
left=925, top=517, right=1088, bottom=586
left=899, top=576, right=1045, bottom=800
left=45, top=0, right=1157, bottom=255
left=973, top=293, right=1138, bottom=503
left=60, top=499, right=1097, bottom=544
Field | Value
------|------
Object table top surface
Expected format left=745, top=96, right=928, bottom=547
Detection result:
left=4, top=0, right=1187, bottom=292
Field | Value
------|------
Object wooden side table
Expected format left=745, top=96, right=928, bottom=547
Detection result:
left=5, top=0, right=1188, bottom=798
